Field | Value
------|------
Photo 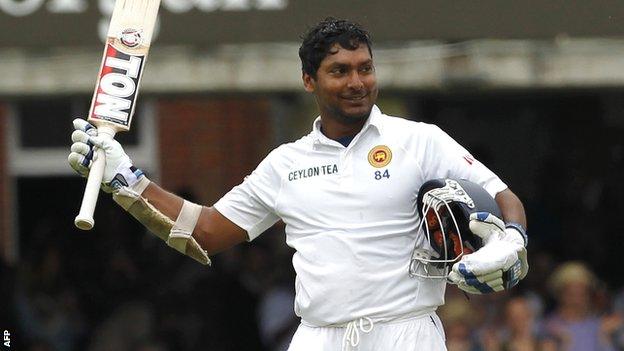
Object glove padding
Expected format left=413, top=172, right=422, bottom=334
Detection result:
left=448, top=212, right=528, bottom=294
left=68, top=118, right=142, bottom=192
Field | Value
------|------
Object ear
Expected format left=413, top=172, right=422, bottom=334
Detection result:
left=302, top=72, right=315, bottom=93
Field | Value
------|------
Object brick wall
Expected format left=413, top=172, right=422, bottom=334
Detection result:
left=158, top=97, right=272, bottom=205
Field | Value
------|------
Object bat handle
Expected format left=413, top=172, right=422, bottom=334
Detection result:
left=74, top=126, right=116, bottom=230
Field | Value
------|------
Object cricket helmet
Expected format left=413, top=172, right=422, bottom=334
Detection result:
left=409, top=178, right=502, bottom=279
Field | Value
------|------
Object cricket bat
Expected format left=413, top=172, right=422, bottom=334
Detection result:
left=74, top=0, right=161, bottom=230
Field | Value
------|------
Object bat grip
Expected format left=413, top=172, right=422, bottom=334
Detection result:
left=74, top=126, right=116, bottom=230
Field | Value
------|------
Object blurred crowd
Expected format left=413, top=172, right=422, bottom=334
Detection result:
left=4, top=214, right=624, bottom=351
left=3, top=212, right=299, bottom=351
left=440, top=260, right=624, bottom=351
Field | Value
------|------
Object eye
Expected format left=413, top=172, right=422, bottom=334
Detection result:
left=330, top=66, right=346, bottom=75
left=360, top=65, right=374, bottom=73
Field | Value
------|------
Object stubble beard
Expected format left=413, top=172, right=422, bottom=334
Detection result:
left=327, top=102, right=373, bottom=125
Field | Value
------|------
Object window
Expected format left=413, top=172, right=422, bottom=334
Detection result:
left=8, top=96, right=157, bottom=176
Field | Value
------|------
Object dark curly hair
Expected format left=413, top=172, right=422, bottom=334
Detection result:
left=299, top=17, right=372, bottom=78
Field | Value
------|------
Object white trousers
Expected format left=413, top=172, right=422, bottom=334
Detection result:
left=287, top=313, right=447, bottom=351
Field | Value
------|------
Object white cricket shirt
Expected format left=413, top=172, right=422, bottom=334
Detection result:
left=214, top=105, right=507, bottom=326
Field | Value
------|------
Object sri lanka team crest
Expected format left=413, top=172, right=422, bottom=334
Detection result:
left=368, top=145, right=392, bottom=168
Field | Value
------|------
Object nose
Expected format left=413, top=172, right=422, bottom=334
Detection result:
left=347, top=71, right=364, bottom=90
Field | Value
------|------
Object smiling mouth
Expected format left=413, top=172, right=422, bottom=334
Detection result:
left=342, top=94, right=367, bottom=101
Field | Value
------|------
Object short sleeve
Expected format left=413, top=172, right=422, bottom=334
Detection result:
left=213, top=150, right=282, bottom=241
left=421, top=125, right=507, bottom=197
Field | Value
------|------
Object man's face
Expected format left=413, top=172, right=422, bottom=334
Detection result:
left=303, top=43, right=378, bottom=124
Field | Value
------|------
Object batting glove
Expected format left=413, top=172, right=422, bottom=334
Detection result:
left=448, top=212, right=528, bottom=294
left=68, top=118, right=144, bottom=193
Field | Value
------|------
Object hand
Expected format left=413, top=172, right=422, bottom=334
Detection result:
left=448, top=212, right=528, bottom=294
left=68, top=118, right=142, bottom=192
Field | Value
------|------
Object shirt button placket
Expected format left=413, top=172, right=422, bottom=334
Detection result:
left=339, top=150, right=354, bottom=187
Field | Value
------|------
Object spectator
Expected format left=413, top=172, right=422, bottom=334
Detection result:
left=544, top=261, right=617, bottom=351
left=15, top=243, right=85, bottom=351
left=497, top=296, right=558, bottom=351
left=438, top=295, right=482, bottom=351
left=88, top=301, right=155, bottom=351
left=257, top=285, right=298, bottom=351
left=610, top=290, right=624, bottom=350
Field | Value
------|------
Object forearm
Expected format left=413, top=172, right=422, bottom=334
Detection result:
left=495, top=188, right=528, bottom=250
left=112, top=177, right=210, bottom=264
left=141, top=181, right=185, bottom=221
left=495, top=188, right=527, bottom=228
left=125, top=179, right=247, bottom=256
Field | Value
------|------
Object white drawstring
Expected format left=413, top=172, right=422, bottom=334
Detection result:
left=341, top=317, right=374, bottom=351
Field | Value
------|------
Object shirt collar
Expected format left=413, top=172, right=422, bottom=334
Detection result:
left=311, top=105, right=383, bottom=145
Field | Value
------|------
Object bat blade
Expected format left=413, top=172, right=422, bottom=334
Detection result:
left=75, top=0, right=161, bottom=231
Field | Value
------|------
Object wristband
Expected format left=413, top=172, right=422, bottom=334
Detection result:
left=505, top=222, right=528, bottom=247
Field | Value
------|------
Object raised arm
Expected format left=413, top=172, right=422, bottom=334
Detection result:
left=69, top=119, right=247, bottom=264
